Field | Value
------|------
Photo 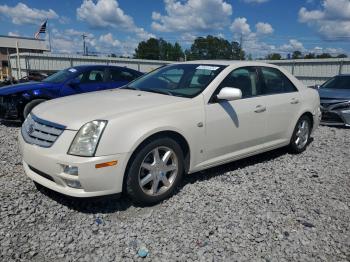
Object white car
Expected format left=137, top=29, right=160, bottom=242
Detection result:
left=19, top=61, right=321, bottom=205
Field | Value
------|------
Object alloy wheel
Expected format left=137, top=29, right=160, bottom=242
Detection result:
left=138, top=146, right=179, bottom=196
left=295, top=119, right=310, bottom=149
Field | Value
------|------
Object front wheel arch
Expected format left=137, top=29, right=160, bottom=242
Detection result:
left=123, top=131, right=191, bottom=191
left=300, top=112, right=314, bottom=130
left=22, top=98, right=47, bottom=120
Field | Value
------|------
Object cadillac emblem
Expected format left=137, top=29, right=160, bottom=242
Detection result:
left=27, top=124, right=34, bottom=135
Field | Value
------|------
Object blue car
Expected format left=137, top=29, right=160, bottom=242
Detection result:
left=0, top=65, right=143, bottom=121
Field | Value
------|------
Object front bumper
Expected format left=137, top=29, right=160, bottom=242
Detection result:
left=19, top=130, right=130, bottom=197
left=0, top=95, right=21, bottom=119
left=320, top=101, right=350, bottom=126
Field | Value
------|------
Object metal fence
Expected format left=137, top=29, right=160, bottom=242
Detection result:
left=9, top=53, right=350, bottom=85
left=265, top=58, right=350, bottom=86
left=9, top=53, right=171, bottom=79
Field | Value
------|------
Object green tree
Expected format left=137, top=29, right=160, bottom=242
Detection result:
left=186, top=35, right=244, bottom=60
left=134, top=38, right=184, bottom=61
left=304, top=53, right=315, bottom=59
left=292, top=50, right=302, bottom=59
left=337, top=54, right=348, bottom=58
left=266, top=53, right=282, bottom=60
left=316, top=53, right=332, bottom=59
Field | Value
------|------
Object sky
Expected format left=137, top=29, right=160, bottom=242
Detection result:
left=0, top=0, right=349, bottom=58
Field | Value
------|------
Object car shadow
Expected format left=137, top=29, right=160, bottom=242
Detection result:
left=180, top=146, right=289, bottom=187
left=219, top=101, right=239, bottom=127
left=0, top=119, right=22, bottom=127
left=36, top=185, right=132, bottom=214
left=35, top=139, right=314, bottom=213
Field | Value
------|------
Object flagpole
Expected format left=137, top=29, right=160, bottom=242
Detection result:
left=48, top=19, right=52, bottom=52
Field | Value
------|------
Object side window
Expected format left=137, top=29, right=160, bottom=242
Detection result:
left=260, top=67, right=297, bottom=95
left=79, top=69, right=105, bottom=84
left=110, top=69, right=136, bottom=82
left=217, top=67, right=260, bottom=99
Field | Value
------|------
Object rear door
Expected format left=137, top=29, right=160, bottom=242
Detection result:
left=258, top=66, right=302, bottom=143
left=78, top=68, right=109, bottom=92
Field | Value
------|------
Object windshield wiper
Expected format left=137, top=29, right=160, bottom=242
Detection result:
left=122, top=86, right=140, bottom=90
left=144, top=88, right=174, bottom=96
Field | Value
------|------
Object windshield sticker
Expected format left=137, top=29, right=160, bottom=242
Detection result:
left=68, top=68, right=77, bottom=73
left=196, top=65, right=220, bottom=71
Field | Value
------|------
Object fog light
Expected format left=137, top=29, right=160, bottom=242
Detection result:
left=65, top=179, right=82, bottom=189
left=62, top=165, right=78, bottom=176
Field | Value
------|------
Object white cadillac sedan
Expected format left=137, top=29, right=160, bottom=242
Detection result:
left=19, top=61, right=321, bottom=205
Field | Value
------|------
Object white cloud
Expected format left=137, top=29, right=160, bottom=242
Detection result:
left=230, top=17, right=277, bottom=57
left=0, top=2, right=58, bottom=25
left=299, top=0, right=350, bottom=39
left=230, top=17, right=252, bottom=36
left=99, top=33, right=120, bottom=47
left=279, top=39, right=305, bottom=52
left=77, top=0, right=153, bottom=39
left=151, top=0, right=232, bottom=33
left=256, top=22, right=274, bottom=35
left=8, top=31, right=20, bottom=37
left=51, top=28, right=136, bottom=57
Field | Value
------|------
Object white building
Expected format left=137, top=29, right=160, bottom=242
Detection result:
left=0, top=35, right=49, bottom=80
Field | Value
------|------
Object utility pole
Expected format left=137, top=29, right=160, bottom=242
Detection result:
left=82, top=34, right=87, bottom=56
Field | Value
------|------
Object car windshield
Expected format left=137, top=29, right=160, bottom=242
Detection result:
left=125, top=64, right=226, bottom=98
left=321, top=76, right=350, bottom=90
left=42, top=68, right=78, bottom=83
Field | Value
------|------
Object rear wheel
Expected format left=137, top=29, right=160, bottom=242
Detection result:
left=289, top=115, right=312, bottom=153
left=23, top=99, right=46, bottom=120
left=126, top=137, right=184, bottom=205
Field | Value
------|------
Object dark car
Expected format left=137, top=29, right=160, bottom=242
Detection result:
left=0, top=65, right=143, bottom=121
left=318, top=74, right=350, bottom=126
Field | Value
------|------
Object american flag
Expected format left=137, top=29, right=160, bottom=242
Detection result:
left=34, top=20, right=47, bottom=39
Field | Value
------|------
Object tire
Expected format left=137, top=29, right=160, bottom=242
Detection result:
left=126, top=137, right=184, bottom=206
left=289, top=115, right=312, bottom=154
left=23, top=99, right=46, bottom=120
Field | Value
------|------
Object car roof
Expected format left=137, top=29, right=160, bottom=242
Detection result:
left=71, top=64, right=138, bottom=71
left=174, top=60, right=278, bottom=68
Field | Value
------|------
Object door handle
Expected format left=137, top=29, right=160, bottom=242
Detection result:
left=291, top=98, right=300, bottom=104
left=254, top=105, right=266, bottom=113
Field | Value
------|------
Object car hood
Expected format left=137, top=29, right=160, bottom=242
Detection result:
left=32, top=89, right=187, bottom=130
left=0, top=81, right=58, bottom=95
left=318, top=88, right=350, bottom=101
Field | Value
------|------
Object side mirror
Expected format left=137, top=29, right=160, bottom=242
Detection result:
left=217, top=87, right=242, bottom=101
left=69, top=79, right=80, bottom=88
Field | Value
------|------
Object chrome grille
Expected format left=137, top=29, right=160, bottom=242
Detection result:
left=21, top=114, right=65, bottom=148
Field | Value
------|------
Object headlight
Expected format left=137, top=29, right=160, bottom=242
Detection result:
left=68, top=120, right=107, bottom=157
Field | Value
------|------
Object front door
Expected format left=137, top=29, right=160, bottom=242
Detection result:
left=62, top=68, right=108, bottom=96
left=203, top=67, right=268, bottom=166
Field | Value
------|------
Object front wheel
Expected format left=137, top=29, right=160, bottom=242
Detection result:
left=289, top=115, right=312, bottom=154
left=126, top=137, right=184, bottom=206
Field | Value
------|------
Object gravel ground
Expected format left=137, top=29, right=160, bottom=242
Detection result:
left=0, top=122, right=349, bottom=262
